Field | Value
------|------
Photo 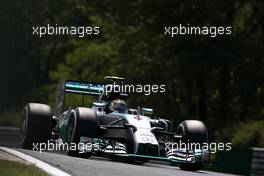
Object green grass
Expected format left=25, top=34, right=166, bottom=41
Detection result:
left=0, top=110, right=21, bottom=127
left=0, top=159, right=48, bottom=176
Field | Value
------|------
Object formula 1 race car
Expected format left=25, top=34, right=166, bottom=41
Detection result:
left=20, top=76, right=209, bottom=171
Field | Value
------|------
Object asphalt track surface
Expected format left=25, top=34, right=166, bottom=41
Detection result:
left=0, top=127, right=236, bottom=176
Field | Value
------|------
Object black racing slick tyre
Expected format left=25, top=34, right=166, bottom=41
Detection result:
left=20, top=103, right=53, bottom=149
left=74, top=107, right=99, bottom=137
left=177, top=120, right=208, bottom=171
left=67, top=107, right=98, bottom=158
left=177, top=120, right=208, bottom=144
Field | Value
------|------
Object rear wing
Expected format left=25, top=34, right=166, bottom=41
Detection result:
left=65, top=80, right=104, bottom=95
left=54, top=80, right=105, bottom=116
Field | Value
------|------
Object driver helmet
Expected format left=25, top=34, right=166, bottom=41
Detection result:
left=109, top=99, right=128, bottom=113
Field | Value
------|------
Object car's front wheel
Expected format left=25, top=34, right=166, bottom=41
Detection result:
left=177, top=120, right=209, bottom=171
left=67, top=107, right=98, bottom=158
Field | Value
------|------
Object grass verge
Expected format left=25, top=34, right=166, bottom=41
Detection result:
left=0, top=159, right=48, bottom=176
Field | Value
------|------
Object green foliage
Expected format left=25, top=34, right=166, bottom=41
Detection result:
left=0, top=110, right=21, bottom=127
left=50, top=41, right=117, bottom=81
left=231, top=120, right=264, bottom=147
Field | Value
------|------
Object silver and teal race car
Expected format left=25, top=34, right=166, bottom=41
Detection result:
left=20, top=76, right=209, bottom=171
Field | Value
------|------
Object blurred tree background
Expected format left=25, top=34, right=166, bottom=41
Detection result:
left=0, top=0, right=263, bottom=147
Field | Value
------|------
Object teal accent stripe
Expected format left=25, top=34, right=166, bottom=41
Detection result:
left=65, top=81, right=104, bottom=95
left=128, top=154, right=170, bottom=161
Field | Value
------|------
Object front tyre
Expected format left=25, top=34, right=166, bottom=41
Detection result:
left=20, top=103, right=53, bottom=149
left=177, top=120, right=208, bottom=171
left=67, top=108, right=97, bottom=158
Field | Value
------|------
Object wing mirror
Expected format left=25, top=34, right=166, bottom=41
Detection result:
left=128, top=108, right=138, bottom=115
left=142, top=108, right=153, bottom=115
left=93, top=102, right=106, bottom=107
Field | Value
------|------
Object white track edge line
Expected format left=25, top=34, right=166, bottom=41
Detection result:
left=0, top=147, right=71, bottom=176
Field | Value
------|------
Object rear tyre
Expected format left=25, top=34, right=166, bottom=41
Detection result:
left=177, top=120, right=208, bottom=171
left=20, top=103, right=53, bottom=149
left=67, top=107, right=98, bottom=158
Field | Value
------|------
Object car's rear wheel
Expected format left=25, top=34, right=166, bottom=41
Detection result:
left=20, top=103, right=53, bottom=149
left=177, top=120, right=208, bottom=171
